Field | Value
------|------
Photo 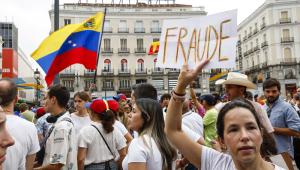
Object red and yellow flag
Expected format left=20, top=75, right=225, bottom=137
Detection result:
left=148, top=41, right=160, bottom=55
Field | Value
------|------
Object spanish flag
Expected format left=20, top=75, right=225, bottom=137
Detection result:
left=31, top=12, right=104, bottom=86
left=148, top=41, right=160, bottom=55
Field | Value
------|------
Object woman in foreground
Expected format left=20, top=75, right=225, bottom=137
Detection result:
left=164, top=60, right=285, bottom=170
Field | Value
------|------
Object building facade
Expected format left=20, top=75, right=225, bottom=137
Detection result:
left=50, top=3, right=211, bottom=100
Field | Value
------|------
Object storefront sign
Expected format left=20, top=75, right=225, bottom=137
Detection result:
left=285, top=79, right=296, bottom=84
left=2, top=49, right=18, bottom=78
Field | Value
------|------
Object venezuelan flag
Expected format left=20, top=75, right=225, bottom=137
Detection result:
left=148, top=41, right=160, bottom=55
left=31, top=12, right=104, bottom=86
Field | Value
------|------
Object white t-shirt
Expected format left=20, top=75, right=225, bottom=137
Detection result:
left=43, top=112, right=78, bottom=170
left=182, top=111, right=204, bottom=139
left=71, top=113, right=93, bottom=135
left=2, top=138, right=25, bottom=170
left=201, top=146, right=285, bottom=170
left=77, top=122, right=127, bottom=165
left=6, top=115, right=40, bottom=157
left=122, top=135, right=163, bottom=170
left=114, top=120, right=129, bottom=159
left=215, top=102, right=223, bottom=110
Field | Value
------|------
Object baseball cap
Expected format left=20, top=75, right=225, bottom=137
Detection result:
left=113, top=94, right=127, bottom=101
left=107, top=100, right=118, bottom=112
left=84, top=99, right=109, bottom=114
left=203, top=95, right=215, bottom=103
left=37, top=108, right=45, bottom=116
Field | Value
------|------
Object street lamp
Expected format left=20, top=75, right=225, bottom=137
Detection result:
left=34, top=68, right=40, bottom=107
left=165, top=68, right=170, bottom=93
left=103, top=67, right=108, bottom=99
left=76, top=72, right=79, bottom=89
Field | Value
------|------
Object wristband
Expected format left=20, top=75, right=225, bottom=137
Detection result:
left=173, top=87, right=186, bottom=95
left=172, top=95, right=185, bottom=103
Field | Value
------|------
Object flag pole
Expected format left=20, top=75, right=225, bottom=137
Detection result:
left=93, top=8, right=107, bottom=93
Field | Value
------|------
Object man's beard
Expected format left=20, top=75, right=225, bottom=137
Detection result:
left=266, top=95, right=280, bottom=104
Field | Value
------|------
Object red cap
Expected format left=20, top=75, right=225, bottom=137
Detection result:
left=113, top=94, right=127, bottom=101
left=189, top=102, right=192, bottom=108
left=37, top=108, right=45, bottom=116
left=85, top=99, right=109, bottom=114
left=107, top=100, right=118, bottom=112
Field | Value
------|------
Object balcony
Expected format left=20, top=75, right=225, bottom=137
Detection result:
left=250, top=66, right=257, bottom=71
left=248, top=32, right=252, bottom=38
left=101, top=48, right=113, bottom=53
left=67, top=87, right=74, bottom=92
left=102, top=86, right=114, bottom=91
left=151, top=28, right=161, bottom=33
left=101, top=69, right=114, bottom=76
left=152, top=68, right=164, bottom=74
left=135, top=68, right=147, bottom=75
left=135, top=48, right=146, bottom=53
left=84, top=70, right=95, bottom=75
left=253, top=45, right=260, bottom=52
left=253, top=28, right=259, bottom=35
left=103, top=27, right=113, bottom=33
left=118, top=28, right=129, bottom=33
left=261, top=41, right=268, bottom=48
left=84, top=87, right=98, bottom=91
left=60, top=69, right=75, bottom=76
left=243, top=36, right=247, bottom=41
left=119, top=86, right=131, bottom=90
left=281, top=37, right=294, bottom=43
left=244, top=51, right=248, bottom=57
left=280, top=18, right=291, bottom=24
left=248, top=49, right=254, bottom=55
left=118, top=48, right=130, bottom=53
left=285, top=74, right=296, bottom=79
left=261, top=23, right=266, bottom=30
left=135, top=28, right=145, bottom=33
left=118, top=69, right=130, bottom=75
left=262, top=61, right=270, bottom=68
left=169, top=69, right=180, bottom=74
left=280, top=58, right=297, bottom=65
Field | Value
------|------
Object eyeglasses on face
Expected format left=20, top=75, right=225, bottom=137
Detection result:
left=124, top=107, right=130, bottom=110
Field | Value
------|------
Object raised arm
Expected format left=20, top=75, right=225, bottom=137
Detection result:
left=164, top=60, right=209, bottom=169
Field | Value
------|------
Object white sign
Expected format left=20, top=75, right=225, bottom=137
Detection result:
left=156, top=9, right=237, bottom=70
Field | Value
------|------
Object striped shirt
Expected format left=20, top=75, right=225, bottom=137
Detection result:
left=182, top=110, right=204, bottom=139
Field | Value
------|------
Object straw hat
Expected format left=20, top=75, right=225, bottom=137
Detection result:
left=215, top=72, right=258, bottom=90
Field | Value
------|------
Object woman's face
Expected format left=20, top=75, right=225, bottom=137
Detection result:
left=123, top=104, right=130, bottom=114
left=220, top=107, right=263, bottom=162
left=74, top=96, right=88, bottom=112
left=129, top=104, right=145, bottom=132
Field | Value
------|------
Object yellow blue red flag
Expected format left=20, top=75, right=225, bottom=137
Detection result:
left=31, top=12, right=104, bottom=86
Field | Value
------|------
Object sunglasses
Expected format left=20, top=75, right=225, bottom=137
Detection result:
left=124, top=107, right=130, bottom=110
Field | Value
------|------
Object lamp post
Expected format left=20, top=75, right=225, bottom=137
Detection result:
left=165, top=68, right=170, bottom=93
left=34, top=68, right=40, bottom=107
left=103, top=67, right=108, bottom=99
left=76, top=72, right=79, bottom=89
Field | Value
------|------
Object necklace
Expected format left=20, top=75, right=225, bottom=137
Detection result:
left=75, top=112, right=88, bottom=126
left=79, top=117, right=86, bottom=126
left=257, top=160, right=264, bottom=170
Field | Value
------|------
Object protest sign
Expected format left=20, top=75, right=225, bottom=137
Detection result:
left=156, top=9, right=237, bottom=69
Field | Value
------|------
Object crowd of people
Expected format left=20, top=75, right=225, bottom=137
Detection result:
left=0, top=60, right=300, bottom=169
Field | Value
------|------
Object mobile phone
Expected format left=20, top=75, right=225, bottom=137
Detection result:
left=207, top=137, right=216, bottom=144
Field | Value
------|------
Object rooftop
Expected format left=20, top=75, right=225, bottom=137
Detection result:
left=65, top=2, right=192, bottom=7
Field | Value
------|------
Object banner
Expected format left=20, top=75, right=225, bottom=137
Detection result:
left=156, top=9, right=237, bottom=69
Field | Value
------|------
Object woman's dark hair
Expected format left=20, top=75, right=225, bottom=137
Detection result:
left=111, top=109, right=118, bottom=120
left=74, top=91, right=91, bottom=102
left=93, top=110, right=115, bottom=133
left=135, top=98, right=177, bottom=170
left=263, top=78, right=281, bottom=91
left=217, top=97, right=277, bottom=155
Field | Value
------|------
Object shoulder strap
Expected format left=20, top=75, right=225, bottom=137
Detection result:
left=91, top=125, right=113, bottom=156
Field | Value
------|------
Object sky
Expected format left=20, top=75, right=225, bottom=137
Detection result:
left=0, top=0, right=266, bottom=76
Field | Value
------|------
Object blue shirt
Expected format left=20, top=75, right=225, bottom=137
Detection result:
left=35, top=113, right=51, bottom=141
left=264, top=98, right=300, bottom=154
left=13, top=111, right=26, bottom=119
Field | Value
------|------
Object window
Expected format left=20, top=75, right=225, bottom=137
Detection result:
left=263, top=34, right=266, bottom=42
left=64, top=19, right=71, bottom=26
left=137, top=39, right=144, bottom=50
left=247, top=60, right=249, bottom=69
left=153, top=38, right=159, bottom=42
left=262, top=17, right=265, bottom=23
left=63, top=81, right=73, bottom=89
left=249, top=27, right=252, bottom=33
left=255, top=23, right=257, bottom=29
left=119, top=80, right=131, bottom=88
left=121, top=59, right=128, bottom=72
left=284, top=48, right=292, bottom=59
left=152, top=9, right=158, bottom=11
left=152, top=20, right=160, bottom=32
left=180, top=9, right=186, bottom=11
left=137, top=59, right=145, bottom=72
left=103, top=80, right=113, bottom=88
left=85, top=80, right=93, bottom=88
left=283, top=29, right=289, bottom=37
left=170, top=68, right=178, bottom=72
left=104, top=39, right=110, bottom=50
left=265, top=52, right=268, bottom=62
left=152, top=79, right=164, bottom=90
left=65, top=66, right=72, bottom=73
left=257, top=55, right=260, bottom=64
left=104, top=20, right=111, bottom=32
left=119, top=20, right=127, bottom=32
left=166, top=9, right=172, bottom=11
left=104, top=59, right=111, bottom=71
left=256, top=39, right=258, bottom=46
left=154, top=58, right=161, bottom=71
left=135, top=21, right=143, bottom=32
left=250, top=42, right=253, bottom=49
left=239, top=35, right=241, bottom=41
left=281, top=11, right=288, bottom=18
left=120, top=39, right=127, bottom=51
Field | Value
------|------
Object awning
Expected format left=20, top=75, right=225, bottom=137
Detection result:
left=209, top=70, right=241, bottom=84
left=12, top=77, right=44, bottom=90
